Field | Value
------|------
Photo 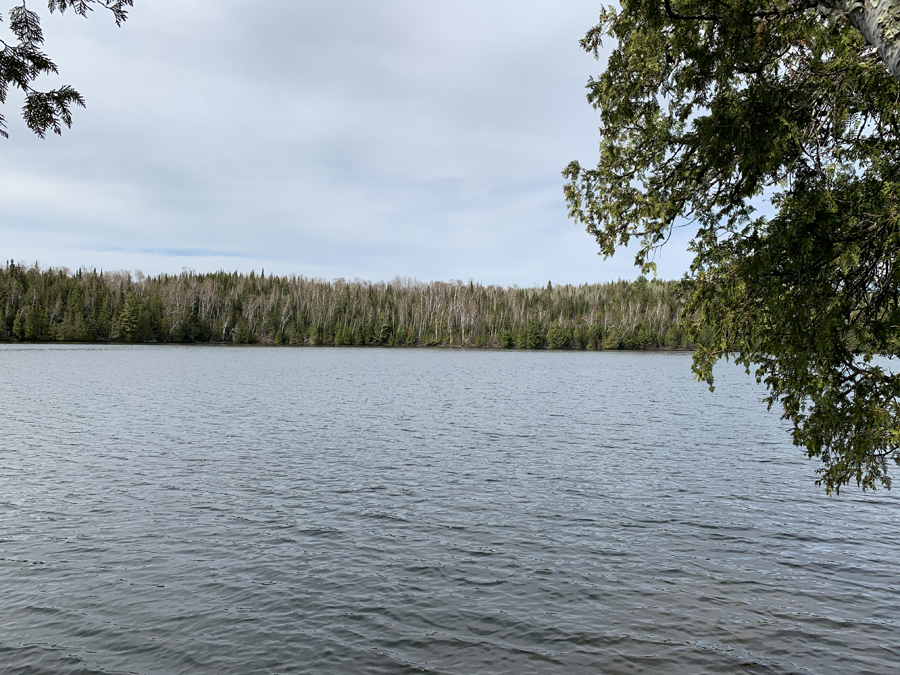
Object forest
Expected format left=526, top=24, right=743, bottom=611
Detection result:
left=0, top=262, right=707, bottom=349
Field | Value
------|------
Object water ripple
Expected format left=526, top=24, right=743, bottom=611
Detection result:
left=1, top=346, right=897, bottom=674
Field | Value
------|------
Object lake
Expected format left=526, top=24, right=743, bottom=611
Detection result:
left=1, top=345, right=897, bottom=674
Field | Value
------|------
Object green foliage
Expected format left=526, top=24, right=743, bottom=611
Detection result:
left=519, top=320, right=545, bottom=349
left=564, top=1, right=900, bottom=493
left=23, top=304, right=44, bottom=340
left=602, top=327, right=623, bottom=351
left=0, top=262, right=694, bottom=352
left=0, top=1, right=132, bottom=138
left=118, top=293, right=139, bottom=342
left=547, top=321, right=573, bottom=349
left=233, top=319, right=251, bottom=344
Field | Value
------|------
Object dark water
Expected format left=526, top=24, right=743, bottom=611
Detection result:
left=1, top=345, right=897, bottom=675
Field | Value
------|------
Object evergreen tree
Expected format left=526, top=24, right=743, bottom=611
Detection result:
left=118, top=294, right=139, bottom=343
left=0, top=1, right=134, bottom=138
left=564, top=1, right=900, bottom=493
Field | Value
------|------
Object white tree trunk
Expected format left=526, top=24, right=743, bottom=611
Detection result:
left=819, top=0, right=900, bottom=78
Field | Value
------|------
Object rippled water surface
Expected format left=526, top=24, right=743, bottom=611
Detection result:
left=1, top=345, right=898, bottom=674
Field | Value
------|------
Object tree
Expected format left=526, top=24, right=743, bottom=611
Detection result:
left=117, top=292, right=138, bottom=342
left=0, top=1, right=133, bottom=138
left=818, top=1, right=900, bottom=78
left=563, top=1, right=900, bottom=493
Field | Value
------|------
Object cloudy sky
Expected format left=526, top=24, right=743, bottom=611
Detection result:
left=1, top=0, right=694, bottom=285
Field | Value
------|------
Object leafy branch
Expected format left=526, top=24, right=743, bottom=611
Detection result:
left=0, top=1, right=132, bottom=138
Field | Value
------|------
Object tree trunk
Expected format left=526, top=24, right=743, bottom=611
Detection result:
left=819, top=0, right=900, bottom=78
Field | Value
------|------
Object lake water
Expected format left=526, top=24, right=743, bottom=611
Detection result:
left=1, top=345, right=897, bottom=674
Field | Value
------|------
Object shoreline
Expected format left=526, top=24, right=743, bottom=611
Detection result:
left=0, top=339, right=697, bottom=352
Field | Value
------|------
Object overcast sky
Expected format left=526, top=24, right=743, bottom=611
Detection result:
left=1, top=0, right=694, bottom=285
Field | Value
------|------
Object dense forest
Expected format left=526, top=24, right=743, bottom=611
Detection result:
left=0, top=262, right=708, bottom=349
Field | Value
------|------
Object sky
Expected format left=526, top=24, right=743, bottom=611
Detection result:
left=1, top=0, right=695, bottom=286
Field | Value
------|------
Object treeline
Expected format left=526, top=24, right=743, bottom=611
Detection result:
left=0, top=262, right=709, bottom=349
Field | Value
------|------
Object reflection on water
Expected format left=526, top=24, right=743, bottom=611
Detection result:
left=1, top=345, right=897, bottom=674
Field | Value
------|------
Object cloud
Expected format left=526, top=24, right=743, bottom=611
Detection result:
left=0, top=0, right=689, bottom=284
